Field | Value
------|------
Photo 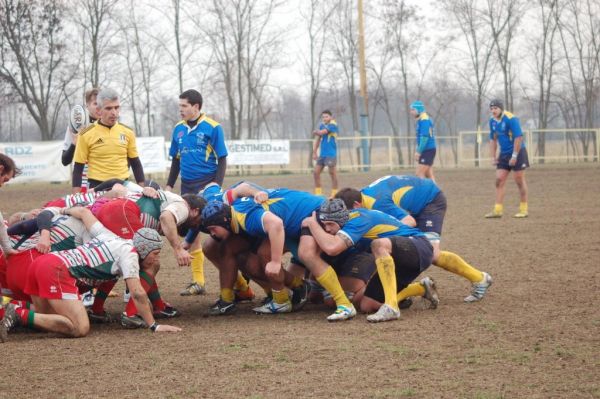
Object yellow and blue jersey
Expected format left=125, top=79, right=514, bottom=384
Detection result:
left=361, top=175, right=440, bottom=217
left=416, top=113, right=435, bottom=153
left=489, top=111, right=525, bottom=155
left=230, top=188, right=325, bottom=239
left=339, top=208, right=425, bottom=249
left=169, top=114, right=228, bottom=181
left=319, top=120, right=338, bottom=157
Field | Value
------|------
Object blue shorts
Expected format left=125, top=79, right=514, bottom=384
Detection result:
left=181, top=175, right=215, bottom=195
left=418, top=148, right=436, bottom=166
left=364, top=236, right=433, bottom=302
left=497, top=148, right=529, bottom=171
left=415, top=191, right=447, bottom=236
left=316, top=156, right=337, bottom=167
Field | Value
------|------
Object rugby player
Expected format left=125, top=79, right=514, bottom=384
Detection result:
left=410, top=101, right=436, bottom=181
left=312, top=110, right=339, bottom=197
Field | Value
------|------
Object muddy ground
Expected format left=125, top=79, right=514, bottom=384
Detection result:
left=1, top=164, right=599, bottom=399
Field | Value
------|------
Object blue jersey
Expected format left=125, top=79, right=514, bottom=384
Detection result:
left=230, top=188, right=325, bottom=239
left=318, top=120, right=338, bottom=157
left=339, top=208, right=425, bottom=250
left=360, top=175, right=441, bottom=217
left=169, top=115, right=228, bottom=181
left=415, top=113, right=435, bottom=153
left=489, top=111, right=525, bottom=155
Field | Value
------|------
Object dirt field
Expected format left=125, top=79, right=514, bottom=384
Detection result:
left=1, top=165, right=599, bottom=399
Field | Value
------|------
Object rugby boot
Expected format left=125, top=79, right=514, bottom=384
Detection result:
left=180, top=282, right=206, bottom=296
left=253, top=299, right=292, bottom=314
left=207, top=298, right=236, bottom=316
left=464, top=272, right=493, bottom=302
left=420, top=277, right=440, bottom=309
left=327, top=304, right=357, bottom=322
left=0, top=304, right=19, bottom=343
left=366, top=304, right=400, bottom=323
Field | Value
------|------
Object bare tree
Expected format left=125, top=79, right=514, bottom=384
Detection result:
left=0, top=0, right=75, bottom=140
left=556, top=0, right=600, bottom=159
left=442, top=0, right=496, bottom=165
left=75, top=0, right=118, bottom=88
left=330, top=0, right=359, bottom=133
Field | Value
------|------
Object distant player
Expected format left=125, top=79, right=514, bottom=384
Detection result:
left=312, top=110, right=339, bottom=197
left=61, top=88, right=101, bottom=193
left=410, top=101, right=436, bottom=181
left=485, top=99, right=529, bottom=218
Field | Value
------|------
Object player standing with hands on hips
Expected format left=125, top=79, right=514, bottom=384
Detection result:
left=485, top=99, right=529, bottom=219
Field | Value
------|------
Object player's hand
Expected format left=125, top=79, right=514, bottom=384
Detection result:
left=265, top=261, right=282, bottom=279
left=165, top=185, right=173, bottom=192
left=175, top=247, right=192, bottom=267
left=2, top=248, right=19, bottom=258
left=312, top=152, right=318, bottom=161
left=181, top=241, right=191, bottom=250
left=509, top=157, right=517, bottom=166
left=414, top=152, right=420, bottom=162
left=254, top=191, right=268, bottom=204
left=29, top=208, right=42, bottom=218
left=302, top=211, right=318, bottom=228
left=492, top=158, right=499, bottom=165
left=36, top=237, right=51, bottom=254
left=154, top=324, right=182, bottom=333
left=142, top=186, right=159, bottom=199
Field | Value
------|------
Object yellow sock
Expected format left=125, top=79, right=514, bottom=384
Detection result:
left=330, top=188, right=338, bottom=197
left=289, top=276, right=303, bottom=289
left=375, top=256, right=398, bottom=309
left=519, top=202, right=528, bottom=213
left=1, top=296, right=10, bottom=306
left=233, top=272, right=249, bottom=291
left=272, top=289, right=290, bottom=304
left=314, top=187, right=322, bottom=195
left=190, top=249, right=205, bottom=286
left=397, top=283, right=425, bottom=302
left=494, top=203, right=503, bottom=214
left=316, top=266, right=351, bottom=307
left=435, top=251, right=484, bottom=283
left=221, top=288, right=235, bottom=303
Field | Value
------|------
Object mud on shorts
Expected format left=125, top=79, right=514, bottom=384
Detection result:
left=321, top=249, right=375, bottom=283
left=497, top=147, right=530, bottom=171
left=418, top=148, right=436, bottom=166
left=25, top=254, right=80, bottom=300
left=415, top=191, right=447, bottom=238
left=316, top=156, right=337, bottom=168
left=181, top=175, right=215, bottom=195
left=364, top=236, right=433, bottom=303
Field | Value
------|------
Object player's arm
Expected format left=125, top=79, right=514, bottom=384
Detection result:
left=165, top=157, right=180, bottom=192
left=72, top=135, right=89, bottom=193
left=415, top=121, right=428, bottom=157
left=159, top=210, right=191, bottom=267
left=62, top=144, right=76, bottom=166
left=227, top=182, right=265, bottom=203
left=312, top=136, right=322, bottom=160
left=125, top=277, right=181, bottom=333
left=34, top=209, right=55, bottom=254
left=72, top=162, right=85, bottom=193
left=62, top=206, right=98, bottom=231
left=0, top=211, right=17, bottom=257
left=263, top=212, right=285, bottom=278
left=303, top=212, right=350, bottom=256
left=128, top=157, right=145, bottom=185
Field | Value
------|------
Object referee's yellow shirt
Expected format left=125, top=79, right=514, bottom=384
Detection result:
left=74, top=121, right=139, bottom=181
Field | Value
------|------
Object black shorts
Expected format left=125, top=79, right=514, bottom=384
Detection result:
left=316, top=156, right=337, bottom=167
left=497, top=148, right=529, bottom=171
left=418, top=148, right=436, bottom=166
left=415, top=192, right=447, bottom=236
left=364, top=236, right=433, bottom=303
left=181, top=175, right=215, bottom=195
left=321, top=250, right=375, bottom=283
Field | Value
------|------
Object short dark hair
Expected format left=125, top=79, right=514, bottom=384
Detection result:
left=179, top=89, right=203, bottom=109
left=182, top=193, right=207, bottom=212
left=0, top=154, right=21, bottom=177
left=322, top=109, right=332, bottom=116
left=334, top=187, right=362, bottom=209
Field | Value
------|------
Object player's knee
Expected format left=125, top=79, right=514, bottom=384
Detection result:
left=360, top=297, right=380, bottom=313
left=495, top=178, right=505, bottom=188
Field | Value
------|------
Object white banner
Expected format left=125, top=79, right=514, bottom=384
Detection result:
left=136, top=136, right=167, bottom=173
left=0, top=141, right=70, bottom=183
left=227, top=140, right=290, bottom=165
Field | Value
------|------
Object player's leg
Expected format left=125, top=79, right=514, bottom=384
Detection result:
left=298, top=233, right=355, bottom=321
left=485, top=168, right=510, bottom=218
left=513, top=170, right=528, bottom=218
left=328, top=159, right=339, bottom=197
left=252, top=240, right=291, bottom=314
left=313, top=162, right=324, bottom=195
left=180, top=233, right=206, bottom=296
left=367, top=238, right=400, bottom=321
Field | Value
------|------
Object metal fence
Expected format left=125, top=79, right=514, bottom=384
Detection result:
left=228, top=128, right=599, bottom=175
